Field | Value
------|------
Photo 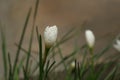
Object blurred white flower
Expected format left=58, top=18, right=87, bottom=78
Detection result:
left=85, top=30, right=95, bottom=48
left=71, top=61, right=75, bottom=68
left=113, top=39, right=120, bottom=52
left=44, top=25, right=58, bottom=48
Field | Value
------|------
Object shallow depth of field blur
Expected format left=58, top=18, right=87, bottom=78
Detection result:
left=0, top=0, right=120, bottom=80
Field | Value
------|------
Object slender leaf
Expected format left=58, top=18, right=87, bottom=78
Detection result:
left=36, top=27, right=43, bottom=80
left=104, top=66, right=117, bottom=80
left=57, top=46, right=67, bottom=70
left=8, top=53, right=12, bottom=80
left=13, top=8, right=32, bottom=75
left=25, top=21, right=34, bottom=74
left=0, top=25, right=8, bottom=80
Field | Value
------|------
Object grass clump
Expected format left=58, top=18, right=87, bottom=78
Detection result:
left=1, top=0, right=120, bottom=80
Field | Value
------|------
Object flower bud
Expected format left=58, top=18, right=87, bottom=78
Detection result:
left=85, top=30, right=95, bottom=48
left=44, top=25, right=58, bottom=48
left=113, top=39, right=120, bottom=52
left=71, top=61, right=75, bottom=68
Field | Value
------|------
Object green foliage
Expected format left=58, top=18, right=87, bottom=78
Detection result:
left=0, top=24, right=8, bottom=80
left=0, top=0, right=120, bottom=80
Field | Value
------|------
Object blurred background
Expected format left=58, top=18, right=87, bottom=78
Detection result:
left=0, top=0, right=120, bottom=77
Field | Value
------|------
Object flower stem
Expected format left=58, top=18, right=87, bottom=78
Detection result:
left=43, top=47, right=50, bottom=65
left=89, top=47, right=94, bottom=66
left=89, top=47, right=95, bottom=79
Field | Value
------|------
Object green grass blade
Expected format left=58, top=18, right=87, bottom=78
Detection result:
left=36, top=27, right=43, bottom=80
left=44, top=60, right=50, bottom=79
left=47, top=61, right=55, bottom=74
left=95, top=63, right=108, bottom=80
left=26, top=0, right=39, bottom=68
left=15, top=43, right=38, bottom=63
left=25, top=21, right=34, bottom=74
left=78, top=63, right=81, bottom=80
left=8, top=53, right=13, bottom=80
left=33, top=0, right=39, bottom=22
left=74, top=60, right=77, bottom=80
left=0, top=26, right=8, bottom=80
left=51, top=49, right=78, bottom=71
left=57, top=46, right=67, bottom=71
left=18, top=56, right=26, bottom=74
left=61, top=27, right=75, bottom=40
left=22, top=66, right=28, bottom=80
left=13, top=8, right=32, bottom=75
left=94, top=44, right=112, bottom=60
left=104, top=66, right=117, bottom=80
left=44, top=60, right=55, bottom=80
left=31, top=62, right=39, bottom=75
left=50, top=28, right=77, bottom=53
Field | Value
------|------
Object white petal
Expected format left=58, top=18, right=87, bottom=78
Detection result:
left=44, top=25, right=58, bottom=48
left=85, top=30, right=95, bottom=48
left=71, top=61, right=75, bottom=68
left=116, top=40, right=120, bottom=46
left=113, top=44, right=120, bottom=52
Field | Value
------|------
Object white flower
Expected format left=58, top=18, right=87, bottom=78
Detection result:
left=113, top=39, right=120, bottom=52
left=44, top=25, right=58, bottom=48
left=85, top=30, right=95, bottom=48
left=71, top=61, right=75, bottom=68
